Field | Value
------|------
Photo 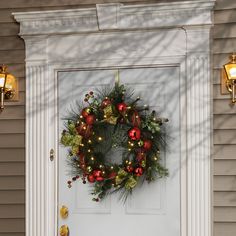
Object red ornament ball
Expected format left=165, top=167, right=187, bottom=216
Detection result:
left=128, top=127, right=141, bottom=141
left=134, top=167, right=144, bottom=176
left=93, top=170, right=102, bottom=177
left=117, top=102, right=127, bottom=113
left=143, top=140, right=152, bottom=151
left=87, top=174, right=95, bottom=183
left=85, top=114, right=96, bottom=125
left=96, top=176, right=104, bottom=181
left=101, top=98, right=111, bottom=108
left=93, top=170, right=104, bottom=181
left=126, top=165, right=134, bottom=173
left=81, top=108, right=90, bottom=118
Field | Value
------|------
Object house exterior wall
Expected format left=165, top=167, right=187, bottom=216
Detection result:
left=0, top=0, right=235, bottom=235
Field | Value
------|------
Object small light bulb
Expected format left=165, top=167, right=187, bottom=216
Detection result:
left=88, top=149, right=91, bottom=153
left=229, top=67, right=236, bottom=78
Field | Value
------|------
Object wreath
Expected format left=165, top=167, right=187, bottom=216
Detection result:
left=61, top=83, right=169, bottom=202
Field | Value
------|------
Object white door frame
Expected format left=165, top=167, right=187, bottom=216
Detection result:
left=13, top=1, right=215, bottom=236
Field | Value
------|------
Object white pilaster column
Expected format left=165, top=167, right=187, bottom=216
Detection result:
left=24, top=37, right=54, bottom=236
left=185, top=26, right=212, bottom=236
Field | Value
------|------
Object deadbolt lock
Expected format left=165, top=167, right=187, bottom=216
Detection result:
left=60, top=205, right=69, bottom=219
left=60, top=225, right=69, bottom=236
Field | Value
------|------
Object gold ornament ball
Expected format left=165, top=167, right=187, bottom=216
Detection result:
left=87, top=166, right=92, bottom=173
left=138, top=140, right=144, bottom=147
left=85, top=107, right=91, bottom=114
left=141, top=160, right=146, bottom=167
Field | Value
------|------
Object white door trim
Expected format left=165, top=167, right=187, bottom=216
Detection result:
left=13, top=1, right=215, bottom=236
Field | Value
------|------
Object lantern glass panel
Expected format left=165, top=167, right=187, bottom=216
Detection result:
left=0, top=72, right=6, bottom=88
left=5, top=74, right=16, bottom=91
left=224, top=63, right=236, bottom=80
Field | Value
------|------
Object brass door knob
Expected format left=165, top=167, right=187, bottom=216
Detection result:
left=60, top=225, right=69, bottom=236
left=60, top=205, right=69, bottom=219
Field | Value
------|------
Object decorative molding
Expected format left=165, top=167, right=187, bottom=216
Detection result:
left=14, top=8, right=98, bottom=35
left=186, top=53, right=211, bottom=236
left=25, top=64, right=50, bottom=236
left=13, top=1, right=215, bottom=236
left=13, top=0, right=215, bottom=35
left=96, top=3, right=120, bottom=30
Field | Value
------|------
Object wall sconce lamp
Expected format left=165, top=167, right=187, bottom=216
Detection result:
left=222, top=53, right=236, bottom=104
left=0, top=65, right=18, bottom=112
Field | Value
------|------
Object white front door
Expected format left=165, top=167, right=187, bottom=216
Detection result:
left=58, top=66, right=181, bottom=236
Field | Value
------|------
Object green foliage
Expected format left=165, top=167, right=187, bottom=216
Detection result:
left=60, top=83, right=169, bottom=202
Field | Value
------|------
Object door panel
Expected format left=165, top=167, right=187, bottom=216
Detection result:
left=58, top=67, right=180, bottom=236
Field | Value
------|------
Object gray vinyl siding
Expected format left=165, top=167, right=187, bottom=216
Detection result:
left=213, top=1, right=236, bottom=236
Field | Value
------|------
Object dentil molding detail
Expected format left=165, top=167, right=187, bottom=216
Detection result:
left=13, top=1, right=215, bottom=35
